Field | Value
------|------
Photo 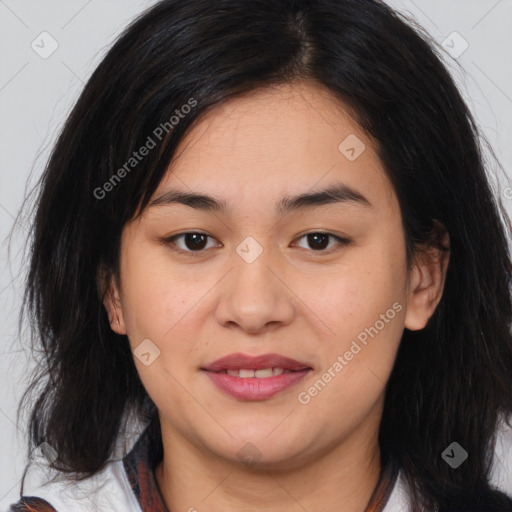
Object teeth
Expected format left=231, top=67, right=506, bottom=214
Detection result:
left=225, top=368, right=288, bottom=378
left=255, top=368, right=273, bottom=378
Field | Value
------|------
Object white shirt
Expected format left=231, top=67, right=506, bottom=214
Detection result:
left=4, top=410, right=512, bottom=511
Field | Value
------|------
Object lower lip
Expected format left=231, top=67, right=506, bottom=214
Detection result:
left=204, top=370, right=311, bottom=400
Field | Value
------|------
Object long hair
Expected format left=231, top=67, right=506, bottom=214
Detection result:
left=14, top=1, right=512, bottom=510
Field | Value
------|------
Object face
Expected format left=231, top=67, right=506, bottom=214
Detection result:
left=104, top=81, right=447, bottom=469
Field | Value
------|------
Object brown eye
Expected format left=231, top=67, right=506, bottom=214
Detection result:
left=162, top=232, right=219, bottom=255
left=162, top=231, right=351, bottom=257
left=181, top=233, right=209, bottom=251
left=295, top=232, right=351, bottom=252
left=305, top=233, right=330, bottom=250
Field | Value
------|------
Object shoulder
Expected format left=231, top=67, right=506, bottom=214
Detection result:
left=7, top=458, right=141, bottom=512
left=490, top=413, right=512, bottom=497
left=381, top=469, right=412, bottom=511
left=382, top=414, right=512, bottom=511
left=6, top=497, right=57, bottom=511
left=6, top=409, right=151, bottom=512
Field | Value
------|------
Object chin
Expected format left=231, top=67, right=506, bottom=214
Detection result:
left=204, top=428, right=314, bottom=469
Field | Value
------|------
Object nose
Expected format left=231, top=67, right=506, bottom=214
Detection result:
left=214, top=241, right=296, bottom=335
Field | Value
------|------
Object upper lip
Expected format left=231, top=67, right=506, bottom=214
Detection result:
left=202, top=353, right=312, bottom=372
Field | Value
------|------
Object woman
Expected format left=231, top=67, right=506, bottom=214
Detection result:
left=7, top=0, right=512, bottom=510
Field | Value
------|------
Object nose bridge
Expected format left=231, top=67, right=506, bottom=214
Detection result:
left=215, top=235, right=295, bottom=332
left=233, top=235, right=282, bottom=307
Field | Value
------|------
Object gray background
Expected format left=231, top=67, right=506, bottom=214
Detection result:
left=1, top=0, right=511, bottom=506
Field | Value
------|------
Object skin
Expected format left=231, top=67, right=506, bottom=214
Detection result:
left=103, top=80, right=450, bottom=512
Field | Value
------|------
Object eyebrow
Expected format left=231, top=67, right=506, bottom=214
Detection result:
left=148, top=183, right=372, bottom=216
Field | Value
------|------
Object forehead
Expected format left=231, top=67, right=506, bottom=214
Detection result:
left=148, top=81, right=397, bottom=218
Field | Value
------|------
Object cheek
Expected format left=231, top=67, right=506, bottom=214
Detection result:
left=119, top=256, right=201, bottom=409
left=307, top=242, right=406, bottom=392
left=120, top=243, right=196, bottom=339
left=315, top=249, right=405, bottom=338
left=301, top=284, right=404, bottom=436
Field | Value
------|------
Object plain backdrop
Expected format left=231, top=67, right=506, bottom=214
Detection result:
left=1, top=0, right=511, bottom=507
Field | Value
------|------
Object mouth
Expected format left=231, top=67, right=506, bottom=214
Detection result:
left=201, top=353, right=313, bottom=401
left=215, top=367, right=298, bottom=377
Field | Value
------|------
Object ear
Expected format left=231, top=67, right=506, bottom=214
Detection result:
left=96, top=265, right=127, bottom=335
left=404, top=222, right=450, bottom=331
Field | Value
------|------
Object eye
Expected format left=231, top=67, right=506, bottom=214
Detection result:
left=162, top=232, right=219, bottom=256
left=294, top=232, right=351, bottom=253
left=161, top=231, right=351, bottom=256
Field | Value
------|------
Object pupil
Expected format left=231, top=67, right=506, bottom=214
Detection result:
left=308, top=233, right=328, bottom=250
left=186, top=233, right=207, bottom=250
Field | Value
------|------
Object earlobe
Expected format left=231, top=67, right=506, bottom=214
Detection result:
left=404, top=227, right=450, bottom=331
left=97, top=267, right=127, bottom=334
left=404, top=262, right=437, bottom=331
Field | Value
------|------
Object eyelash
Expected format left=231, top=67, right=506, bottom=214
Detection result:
left=161, top=231, right=351, bottom=257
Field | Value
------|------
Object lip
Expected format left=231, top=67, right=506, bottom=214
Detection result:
left=201, top=352, right=312, bottom=401
left=201, top=352, right=311, bottom=372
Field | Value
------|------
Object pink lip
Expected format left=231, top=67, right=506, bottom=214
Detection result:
left=201, top=352, right=312, bottom=401
left=204, top=370, right=311, bottom=400
left=202, top=352, right=311, bottom=372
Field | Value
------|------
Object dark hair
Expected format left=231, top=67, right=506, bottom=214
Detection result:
left=13, top=0, right=512, bottom=510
